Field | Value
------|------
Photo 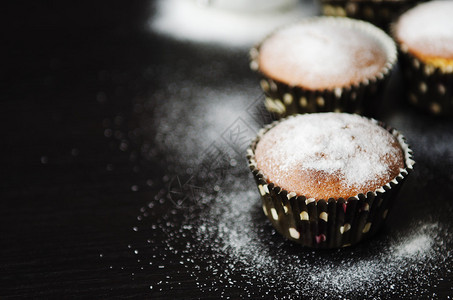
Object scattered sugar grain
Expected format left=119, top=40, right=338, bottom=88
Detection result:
left=194, top=179, right=446, bottom=297
left=111, top=55, right=453, bottom=297
left=148, top=83, right=259, bottom=170
left=135, top=94, right=450, bottom=298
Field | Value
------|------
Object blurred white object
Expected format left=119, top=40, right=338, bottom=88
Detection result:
left=150, top=0, right=317, bottom=48
left=194, top=0, right=299, bottom=13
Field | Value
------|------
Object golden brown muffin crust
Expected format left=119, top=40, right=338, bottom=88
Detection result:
left=258, top=20, right=388, bottom=90
left=395, top=1, right=453, bottom=63
left=254, top=113, right=405, bottom=200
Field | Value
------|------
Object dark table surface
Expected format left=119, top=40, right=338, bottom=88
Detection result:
left=2, top=1, right=453, bottom=299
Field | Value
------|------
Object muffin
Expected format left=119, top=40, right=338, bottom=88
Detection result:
left=393, top=1, right=453, bottom=115
left=247, top=113, right=414, bottom=248
left=320, top=0, right=423, bottom=32
left=250, top=17, right=397, bottom=118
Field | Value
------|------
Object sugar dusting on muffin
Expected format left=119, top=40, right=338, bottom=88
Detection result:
left=395, top=1, right=453, bottom=62
left=255, top=113, right=404, bottom=199
left=258, top=22, right=387, bottom=89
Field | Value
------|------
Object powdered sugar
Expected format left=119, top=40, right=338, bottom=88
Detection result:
left=193, top=178, right=448, bottom=298
left=101, top=23, right=452, bottom=297
left=255, top=113, right=404, bottom=199
left=396, top=1, right=453, bottom=58
left=151, top=84, right=256, bottom=167
left=122, top=84, right=451, bottom=298
left=258, top=20, right=388, bottom=89
left=395, top=233, right=433, bottom=258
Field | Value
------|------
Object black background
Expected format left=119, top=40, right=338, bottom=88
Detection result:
left=2, top=1, right=453, bottom=298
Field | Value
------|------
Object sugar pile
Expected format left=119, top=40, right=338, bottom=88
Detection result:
left=149, top=0, right=317, bottom=48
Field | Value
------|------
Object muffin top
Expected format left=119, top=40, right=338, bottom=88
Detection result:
left=254, top=113, right=405, bottom=200
left=395, top=1, right=453, bottom=60
left=257, top=18, right=389, bottom=90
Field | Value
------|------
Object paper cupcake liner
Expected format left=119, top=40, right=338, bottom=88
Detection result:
left=396, top=48, right=453, bottom=116
left=250, top=17, right=397, bottom=118
left=246, top=115, right=414, bottom=249
left=320, top=0, right=423, bottom=32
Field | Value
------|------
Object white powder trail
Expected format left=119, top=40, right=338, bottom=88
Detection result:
left=148, top=83, right=260, bottom=169
left=195, top=179, right=444, bottom=297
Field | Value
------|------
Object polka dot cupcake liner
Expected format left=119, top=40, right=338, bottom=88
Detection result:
left=396, top=49, right=453, bottom=116
left=246, top=116, right=414, bottom=249
left=320, top=0, right=423, bottom=32
left=249, top=17, right=397, bottom=118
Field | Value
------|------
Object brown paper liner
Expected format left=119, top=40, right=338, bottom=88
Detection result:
left=395, top=48, right=453, bottom=116
left=320, top=0, right=424, bottom=32
left=250, top=17, right=397, bottom=118
left=246, top=115, right=414, bottom=249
